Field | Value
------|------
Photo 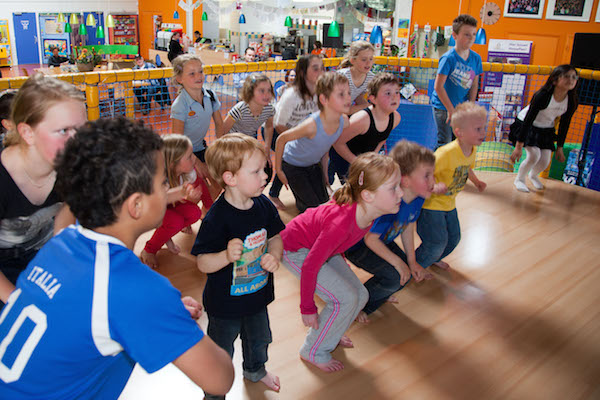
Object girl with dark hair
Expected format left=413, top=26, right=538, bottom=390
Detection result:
left=269, top=54, right=324, bottom=209
left=510, top=64, right=579, bottom=192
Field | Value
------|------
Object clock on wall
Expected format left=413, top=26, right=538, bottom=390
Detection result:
left=480, top=2, right=501, bottom=25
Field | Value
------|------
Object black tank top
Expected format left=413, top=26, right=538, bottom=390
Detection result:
left=347, top=108, right=394, bottom=155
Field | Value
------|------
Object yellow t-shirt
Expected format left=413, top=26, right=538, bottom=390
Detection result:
left=423, top=140, right=476, bottom=212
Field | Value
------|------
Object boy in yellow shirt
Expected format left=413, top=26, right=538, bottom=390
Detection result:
left=415, top=102, right=487, bottom=270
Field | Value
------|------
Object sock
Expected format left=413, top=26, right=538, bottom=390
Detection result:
left=514, top=178, right=530, bottom=192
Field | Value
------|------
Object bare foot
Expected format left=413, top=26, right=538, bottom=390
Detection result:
left=433, top=261, right=450, bottom=270
left=259, top=371, right=280, bottom=392
left=355, top=311, right=370, bottom=324
left=386, top=295, right=399, bottom=304
left=140, top=250, right=158, bottom=269
left=165, top=239, right=181, bottom=255
left=300, top=355, right=344, bottom=372
left=181, top=225, right=193, bottom=234
left=338, top=335, right=354, bottom=348
left=423, top=271, right=434, bottom=280
left=268, top=195, right=286, bottom=210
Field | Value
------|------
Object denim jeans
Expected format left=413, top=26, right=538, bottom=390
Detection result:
left=205, top=308, right=272, bottom=400
left=434, top=108, right=454, bottom=149
left=345, top=241, right=411, bottom=314
left=415, top=208, right=461, bottom=268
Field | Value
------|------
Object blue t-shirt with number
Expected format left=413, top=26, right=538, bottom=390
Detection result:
left=431, top=48, right=483, bottom=111
left=0, top=225, right=204, bottom=399
left=346, top=197, right=425, bottom=253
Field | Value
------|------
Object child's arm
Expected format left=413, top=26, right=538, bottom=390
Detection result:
left=363, top=232, right=411, bottom=286
left=332, top=110, right=370, bottom=164
left=172, top=335, right=234, bottom=396
left=196, top=238, right=243, bottom=273
left=274, top=118, right=317, bottom=187
left=400, top=223, right=431, bottom=282
left=468, top=168, right=486, bottom=192
left=468, top=74, right=480, bottom=103
left=261, top=234, right=282, bottom=272
left=0, top=273, right=15, bottom=303
left=172, top=118, right=185, bottom=134
left=212, top=110, right=224, bottom=137
left=350, top=93, right=369, bottom=115
left=219, top=114, right=236, bottom=138
left=262, top=117, right=274, bottom=159
left=434, top=74, right=454, bottom=122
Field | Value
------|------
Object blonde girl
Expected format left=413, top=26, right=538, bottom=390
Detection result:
left=171, top=54, right=223, bottom=201
left=0, top=74, right=86, bottom=304
left=140, top=134, right=209, bottom=268
left=337, top=41, right=375, bottom=115
left=218, top=74, right=275, bottom=158
left=274, top=72, right=351, bottom=213
left=280, top=152, right=403, bottom=372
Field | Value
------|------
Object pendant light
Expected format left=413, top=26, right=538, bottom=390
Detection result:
left=64, top=22, right=72, bottom=33
left=96, top=25, right=105, bottom=39
left=202, top=11, right=208, bottom=21
left=370, top=25, right=383, bottom=44
left=284, top=16, right=293, bottom=27
left=86, top=13, right=96, bottom=26
left=79, top=23, right=87, bottom=35
left=173, top=11, right=180, bottom=19
left=57, top=13, right=65, bottom=23
left=474, top=0, right=487, bottom=45
left=70, top=13, right=79, bottom=25
left=328, top=21, right=340, bottom=38
left=106, top=14, right=116, bottom=28
left=239, top=14, right=246, bottom=24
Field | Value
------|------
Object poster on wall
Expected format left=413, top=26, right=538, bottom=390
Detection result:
left=483, top=39, right=532, bottom=141
left=545, top=0, right=593, bottom=21
left=504, top=0, right=545, bottom=19
left=0, top=19, right=11, bottom=66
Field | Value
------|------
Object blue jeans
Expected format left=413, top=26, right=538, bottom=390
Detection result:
left=434, top=108, right=454, bottom=149
left=345, top=241, right=411, bottom=315
left=205, top=308, right=271, bottom=399
left=415, top=208, right=461, bottom=268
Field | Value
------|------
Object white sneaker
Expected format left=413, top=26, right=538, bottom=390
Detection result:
left=528, top=174, right=545, bottom=190
left=514, top=179, right=530, bottom=193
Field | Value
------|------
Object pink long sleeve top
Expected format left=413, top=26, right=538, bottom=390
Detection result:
left=280, top=201, right=372, bottom=314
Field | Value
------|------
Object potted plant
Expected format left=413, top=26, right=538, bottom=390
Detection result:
left=72, top=48, right=102, bottom=72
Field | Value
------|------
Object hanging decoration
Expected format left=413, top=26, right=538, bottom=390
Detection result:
left=328, top=20, right=341, bottom=37
left=369, top=25, right=383, bottom=44
left=79, top=23, right=87, bottom=35
left=86, top=13, right=96, bottom=26
left=409, top=26, right=418, bottom=58
left=284, top=15, right=293, bottom=27
left=57, top=13, right=65, bottom=23
left=434, top=26, right=446, bottom=51
left=70, top=13, right=79, bottom=25
left=173, top=10, right=180, bottom=19
left=106, top=14, right=116, bottom=28
left=239, top=13, right=246, bottom=24
left=64, top=22, right=72, bottom=33
left=422, top=28, right=429, bottom=58
left=202, top=11, right=208, bottom=21
left=96, top=25, right=105, bottom=39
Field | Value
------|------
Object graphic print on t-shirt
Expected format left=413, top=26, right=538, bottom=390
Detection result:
left=382, top=220, right=408, bottom=243
left=448, top=63, right=475, bottom=90
left=231, top=228, right=268, bottom=296
left=446, top=165, right=470, bottom=196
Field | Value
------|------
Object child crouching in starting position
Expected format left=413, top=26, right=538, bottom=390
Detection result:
left=192, top=133, right=285, bottom=398
left=141, top=134, right=210, bottom=268
left=281, top=152, right=403, bottom=372
left=345, top=140, right=438, bottom=323
left=416, top=102, right=487, bottom=270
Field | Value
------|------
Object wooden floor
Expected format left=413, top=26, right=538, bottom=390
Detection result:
left=120, top=172, right=600, bottom=400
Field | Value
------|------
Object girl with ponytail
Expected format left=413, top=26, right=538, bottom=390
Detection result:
left=279, top=152, right=403, bottom=373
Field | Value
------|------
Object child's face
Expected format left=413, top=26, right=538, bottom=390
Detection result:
left=135, top=58, right=145, bottom=67
left=403, top=162, right=435, bottom=199
left=323, top=82, right=351, bottom=115
left=369, top=169, right=403, bottom=215
left=233, top=149, right=268, bottom=199
left=372, top=83, right=400, bottom=113
left=455, top=115, right=487, bottom=147
left=144, top=151, right=169, bottom=230
left=288, top=70, right=296, bottom=82
left=252, top=81, right=273, bottom=106
left=353, top=50, right=374, bottom=74
left=555, top=70, right=578, bottom=92
left=306, top=58, right=324, bottom=85
left=29, top=99, right=87, bottom=166
left=177, top=60, right=205, bottom=91
left=453, top=25, right=477, bottom=50
left=176, top=144, right=195, bottom=175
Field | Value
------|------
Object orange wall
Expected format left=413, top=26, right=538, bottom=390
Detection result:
left=411, top=0, right=600, bottom=66
left=138, top=0, right=204, bottom=60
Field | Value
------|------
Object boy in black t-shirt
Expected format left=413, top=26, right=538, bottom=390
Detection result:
left=192, top=133, right=284, bottom=398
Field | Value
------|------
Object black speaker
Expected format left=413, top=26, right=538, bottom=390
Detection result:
left=571, top=33, right=600, bottom=106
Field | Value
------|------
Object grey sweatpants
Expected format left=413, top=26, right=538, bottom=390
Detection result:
left=282, top=248, right=369, bottom=364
